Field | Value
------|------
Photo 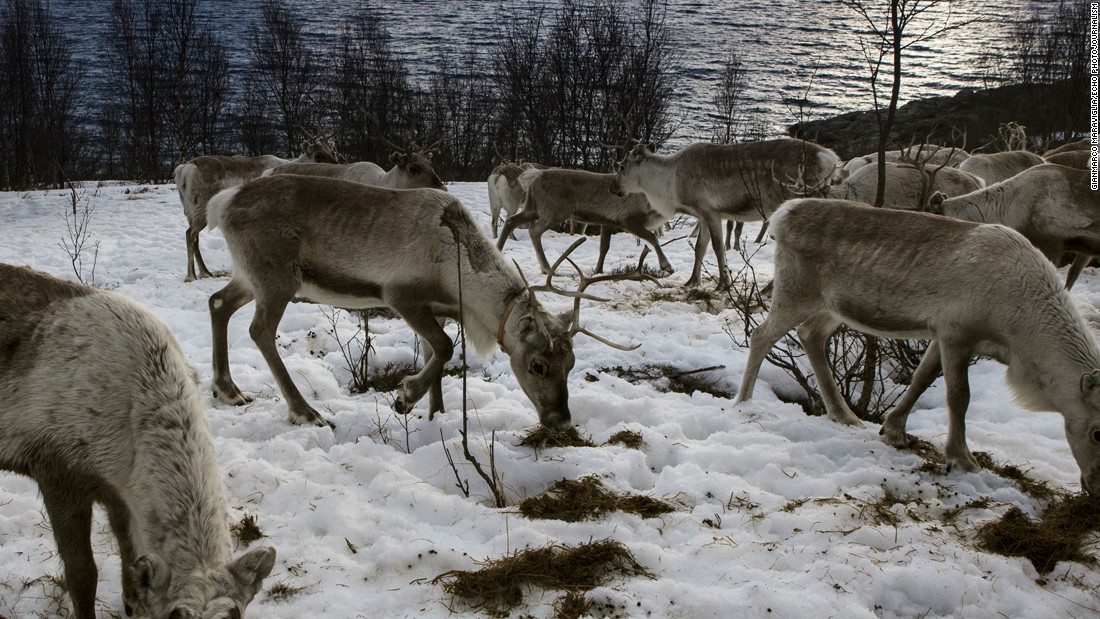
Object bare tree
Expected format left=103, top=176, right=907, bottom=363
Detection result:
left=163, top=0, right=229, bottom=161
left=711, top=46, right=748, bottom=145
left=246, top=0, right=322, bottom=155
left=0, top=0, right=84, bottom=189
left=841, top=0, right=965, bottom=206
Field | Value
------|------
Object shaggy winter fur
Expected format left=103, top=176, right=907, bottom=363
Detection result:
left=206, top=175, right=577, bottom=430
left=828, top=161, right=985, bottom=209
left=265, top=150, right=444, bottom=190
left=497, top=167, right=673, bottom=275
left=1044, top=138, right=1090, bottom=156
left=487, top=162, right=548, bottom=238
left=925, top=164, right=1100, bottom=290
left=0, top=264, right=275, bottom=619
left=174, top=144, right=338, bottom=282
left=734, top=200, right=1100, bottom=493
left=957, top=150, right=1044, bottom=185
left=610, top=138, right=840, bottom=288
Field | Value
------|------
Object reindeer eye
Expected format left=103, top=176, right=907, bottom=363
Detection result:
left=530, top=360, right=549, bottom=377
left=169, top=609, right=188, bottom=619
left=1092, top=430, right=1100, bottom=443
left=227, top=608, right=242, bottom=619
left=409, top=165, right=421, bottom=175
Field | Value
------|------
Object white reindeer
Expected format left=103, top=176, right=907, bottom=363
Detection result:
left=266, top=143, right=445, bottom=190
left=174, top=142, right=338, bottom=282
left=496, top=167, right=674, bottom=276
left=205, top=175, right=647, bottom=430
left=828, top=161, right=985, bottom=209
left=487, top=161, right=549, bottom=238
left=924, top=164, right=1100, bottom=290
left=840, top=144, right=970, bottom=180
left=609, top=138, right=840, bottom=288
left=956, top=149, right=1044, bottom=185
left=0, top=264, right=276, bottom=619
left=734, top=199, right=1100, bottom=492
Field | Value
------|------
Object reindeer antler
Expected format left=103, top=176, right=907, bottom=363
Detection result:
left=529, top=238, right=659, bottom=350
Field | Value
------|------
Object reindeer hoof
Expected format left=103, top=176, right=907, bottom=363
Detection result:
left=213, top=383, right=252, bottom=406
left=946, top=452, right=981, bottom=474
left=394, top=397, right=412, bottom=415
left=289, top=407, right=333, bottom=429
left=125, top=603, right=133, bottom=617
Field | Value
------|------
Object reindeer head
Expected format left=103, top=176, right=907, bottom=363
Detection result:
left=505, top=239, right=657, bottom=431
left=609, top=141, right=655, bottom=197
left=300, top=139, right=339, bottom=164
left=127, top=547, right=275, bottom=619
left=387, top=141, right=445, bottom=190
left=1065, top=371, right=1100, bottom=495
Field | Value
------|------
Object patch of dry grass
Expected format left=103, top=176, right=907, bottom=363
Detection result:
left=605, top=430, right=645, bottom=450
left=518, top=476, right=675, bottom=522
left=516, top=426, right=597, bottom=449
left=977, top=494, right=1100, bottom=573
left=432, top=539, right=654, bottom=617
left=231, top=513, right=264, bottom=546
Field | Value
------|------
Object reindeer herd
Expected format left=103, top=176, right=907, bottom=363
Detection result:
left=1, top=124, right=1097, bottom=617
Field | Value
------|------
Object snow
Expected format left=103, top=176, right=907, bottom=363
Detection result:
left=1, top=181, right=1098, bottom=618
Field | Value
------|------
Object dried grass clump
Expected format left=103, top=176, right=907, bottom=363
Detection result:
left=517, top=426, right=597, bottom=449
left=977, top=493, right=1100, bottom=573
left=605, top=429, right=645, bottom=450
left=518, top=476, right=675, bottom=522
left=554, top=591, right=594, bottom=619
left=974, top=452, right=1062, bottom=502
left=265, top=581, right=309, bottom=603
left=432, top=539, right=654, bottom=617
left=601, top=364, right=732, bottom=399
left=230, top=513, right=264, bottom=546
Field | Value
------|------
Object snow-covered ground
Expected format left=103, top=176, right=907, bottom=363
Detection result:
left=1, top=181, right=1098, bottom=618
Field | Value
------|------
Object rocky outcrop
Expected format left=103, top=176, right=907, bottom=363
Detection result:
left=789, top=82, right=1086, bottom=160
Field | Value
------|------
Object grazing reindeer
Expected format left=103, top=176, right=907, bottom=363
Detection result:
left=609, top=138, right=840, bottom=288
left=925, top=164, right=1100, bottom=290
left=205, top=175, right=646, bottom=430
left=267, top=140, right=445, bottom=190
left=734, top=200, right=1100, bottom=492
left=497, top=167, right=674, bottom=276
left=828, top=161, right=985, bottom=209
left=0, top=264, right=276, bottom=619
left=175, top=142, right=339, bottom=281
left=487, top=161, right=549, bottom=238
left=957, top=149, right=1044, bottom=185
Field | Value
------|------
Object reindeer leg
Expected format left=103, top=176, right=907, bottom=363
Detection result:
left=881, top=341, right=942, bottom=448
left=496, top=210, right=537, bottom=251
left=940, top=342, right=980, bottom=473
left=105, top=500, right=138, bottom=615
left=622, top=221, right=673, bottom=276
left=725, top=220, right=740, bottom=251
left=422, top=318, right=448, bottom=418
left=686, top=218, right=710, bottom=286
left=249, top=285, right=333, bottom=428
left=797, top=313, right=864, bottom=427
left=700, top=213, right=730, bottom=289
left=736, top=305, right=814, bottom=404
left=754, top=221, right=769, bottom=244
left=41, top=486, right=97, bottom=619
left=1065, top=253, right=1091, bottom=291
left=595, top=226, right=612, bottom=274
left=529, top=224, right=554, bottom=274
left=210, top=279, right=255, bottom=406
left=185, top=226, right=199, bottom=282
left=391, top=305, right=453, bottom=416
left=193, top=235, right=214, bottom=279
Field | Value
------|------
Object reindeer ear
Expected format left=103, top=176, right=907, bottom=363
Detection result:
left=426, top=152, right=434, bottom=161
left=130, top=554, right=171, bottom=603
left=229, top=546, right=276, bottom=588
left=1081, top=371, right=1100, bottom=404
left=389, top=152, right=400, bottom=164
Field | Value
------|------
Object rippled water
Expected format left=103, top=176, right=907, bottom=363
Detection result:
left=66, top=0, right=1061, bottom=140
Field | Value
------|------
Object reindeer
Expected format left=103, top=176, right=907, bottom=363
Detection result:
left=496, top=167, right=674, bottom=276
left=609, top=138, right=840, bottom=288
left=956, top=149, right=1044, bottom=185
left=924, top=164, right=1100, bottom=290
left=828, top=161, right=985, bottom=209
left=175, top=142, right=339, bottom=282
left=266, top=139, right=445, bottom=190
left=734, top=200, right=1100, bottom=492
left=840, top=144, right=970, bottom=180
left=1044, top=150, right=1091, bottom=170
left=487, top=161, right=550, bottom=238
left=1044, top=137, right=1090, bottom=157
left=205, top=175, right=650, bottom=430
left=0, top=264, right=276, bottom=619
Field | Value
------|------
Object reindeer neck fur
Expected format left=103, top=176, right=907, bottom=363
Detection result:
left=941, top=177, right=1022, bottom=227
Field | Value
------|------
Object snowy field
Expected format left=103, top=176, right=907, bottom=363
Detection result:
left=1, top=181, right=1099, bottom=618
